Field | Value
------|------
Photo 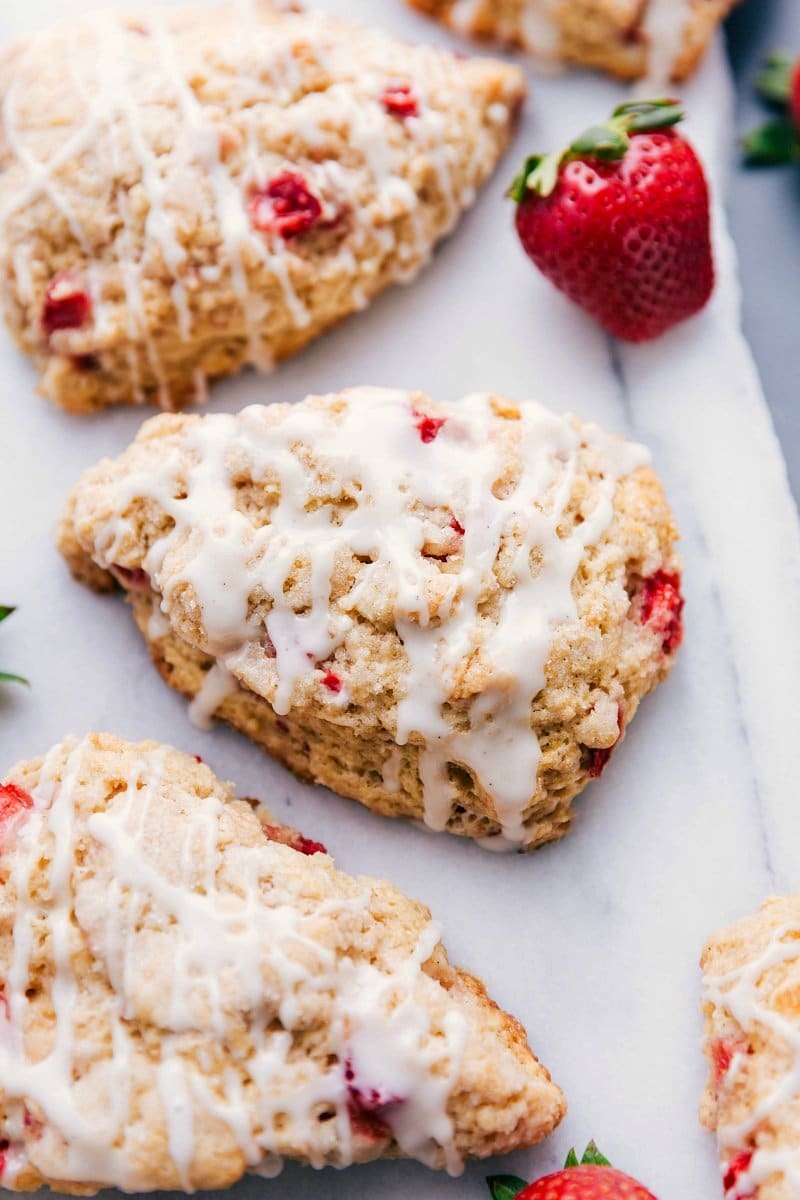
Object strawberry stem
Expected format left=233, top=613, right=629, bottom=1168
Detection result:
left=755, top=51, right=794, bottom=106
left=510, top=98, right=684, bottom=200
left=742, top=117, right=800, bottom=164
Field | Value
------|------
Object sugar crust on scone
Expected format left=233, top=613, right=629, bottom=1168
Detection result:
left=0, top=732, right=565, bottom=1194
left=59, top=387, right=683, bottom=852
left=0, top=4, right=524, bottom=414
left=407, top=0, right=739, bottom=82
left=701, top=895, right=800, bottom=1200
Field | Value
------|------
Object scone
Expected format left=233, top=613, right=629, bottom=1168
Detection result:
left=0, top=732, right=566, bottom=1193
left=407, top=0, right=739, bottom=82
left=0, top=5, right=524, bottom=415
left=701, top=896, right=800, bottom=1200
left=59, top=387, right=683, bottom=852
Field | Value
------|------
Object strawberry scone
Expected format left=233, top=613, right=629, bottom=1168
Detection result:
left=0, top=732, right=565, bottom=1193
left=407, top=0, right=739, bottom=82
left=0, top=5, right=524, bottom=415
left=59, top=387, right=683, bottom=852
left=701, top=896, right=800, bottom=1200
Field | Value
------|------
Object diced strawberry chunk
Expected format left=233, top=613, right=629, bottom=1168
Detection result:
left=450, top=516, right=465, bottom=536
left=41, top=273, right=91, bottom=334
left=261, top=824, right=327, bottom=856
left=588, top=747, right=613, bottom=778
left=712, top=1036, right=748, bottom=1085
left=344, top=1058, right=399, bottom=1141
left=110, top=565, right=151, bottom=591
left=0, top=1139, right=8, bottom=1178
left=0, top=783, right=34, bottom=849
left=381, top=83, right=419, bottom=119
left=248, top=171, right=322, bottom=239
left=414, top=412, right=445, bottom=444
left=639, top=569, right=684, bottom=654
left=322, top=671, right=342, bottom=694
left=724, top=1150, right=754, bottom=1197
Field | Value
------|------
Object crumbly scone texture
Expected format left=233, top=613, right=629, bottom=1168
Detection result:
left=701, top=895, right=800, bottom=1200
left=0, top=3, right=524, bottom=414
left=407, top=0, right=739, bottom=81
left=0, top=732, right=565, bottom=1194
left=59, top=388, right=682, bottom=851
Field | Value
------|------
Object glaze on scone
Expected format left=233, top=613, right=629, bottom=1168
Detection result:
left=407, top=0, right=739, bottom=82
left=59, top=387, right=683, bottom=852
left=0, top=732, right=565, bottom=1194
left=0, top=5, right=524, bottom=414
left=701, top=896, right=800, bottom=1200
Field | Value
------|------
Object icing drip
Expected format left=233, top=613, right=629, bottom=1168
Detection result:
left=641, top=0, right=695, bottom=84
left=0, top=737, right=467, bottom=1188
left=83, top=389, right=648, bottom=847
left=0, top=7, right=513, bottom=400
left=703, top=916, right=800, bottom=1194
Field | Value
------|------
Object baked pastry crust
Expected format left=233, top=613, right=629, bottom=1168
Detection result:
left=0, top=4, right=524, bottom=414
left=701, top=896, right=800, bottom=1200
left=59, top=387, right=683, bottom=851
left=0, top=732, right=565, bottom=1193
left=407, top=0, right=739, bottom=81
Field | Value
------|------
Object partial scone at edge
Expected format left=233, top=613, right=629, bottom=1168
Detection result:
left=0, top=732, right=565, bottom=1194
left=407, top=0, right=739, bottom=82
left=700, top=895, right=800, bottom=1200
left=0, top=4, right=525, bottom=414
left=58, top=388, right=684, bottom=851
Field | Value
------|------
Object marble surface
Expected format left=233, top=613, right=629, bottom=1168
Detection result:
left=1, top=3, right=800, bottom=1199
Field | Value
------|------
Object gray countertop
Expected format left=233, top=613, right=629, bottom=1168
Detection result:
left=727, top=0, right=800, bottom=499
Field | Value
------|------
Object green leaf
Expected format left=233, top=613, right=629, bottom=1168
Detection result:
left=580, top=1141, right=612, bottom=1167
left=0, top=605, right=15, bottom=623
left=565, top=1148, right=580, bottom=1167
left=611, top=98, right=684, bottom=132
left=755, top=52, right=794, bottom=106
left=742, top=117, right=799, bottom=165
left=508, top=151, right=563, bottom=200
left=486, top=1175, right=528, bottom=1200
left=0, top=671, right=29, bottom=687
left=569, top=123, right=629, bottom=162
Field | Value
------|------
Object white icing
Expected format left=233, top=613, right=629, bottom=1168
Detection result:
left=0, top=736, right=468, bottom=1188
left=703, top=914, right=800, bottom=1194
left=0, top=7, right=510, bottom=400
left=641, top=0, right=695, bottom=85
left=83, top=388, right=648, bottom=847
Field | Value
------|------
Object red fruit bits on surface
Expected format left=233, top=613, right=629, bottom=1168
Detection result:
left=41, top=273, right=91, bottom=335
left=723, top=1151, right=754, bottom=1198
left=248, top=171, right=322, bottom=239
left=511, top=99, right=713, bottom=342
left=711, top=1036, right=748, bottom=1085
left=639, top=569, right=684, bottom=654
left=261, top=823, right=327, bottom=856
left=0, top=783, right=34, bottom=849
left=587, top=747, right=613, bottom=779
left=381, top=83, right=419, bottom=119
left=450, top=516, right=465, bottom=536
left=414, top=412, right=445, bottom=443
left=344, top=1058, right=398, bottom=1141
left=322, top=670, right=342, bottom=693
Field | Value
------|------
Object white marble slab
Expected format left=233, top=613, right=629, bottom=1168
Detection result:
left=2, top=3, right=800, bottom=1198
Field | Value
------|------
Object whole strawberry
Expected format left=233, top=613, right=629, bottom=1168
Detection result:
left=742, top=52, right=800, bottom=164
left=510, top=99, right=714, bottom=343
left=488, top=1142, right=658, bottom=1200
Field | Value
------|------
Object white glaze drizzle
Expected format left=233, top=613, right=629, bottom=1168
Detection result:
left=0, top=736, right=468, bottom=1189
left=81, top=388, right=648, bottom=847
left=703, top=914, right=800, bottom=1195
left=0, top=6, right=512, bottom=401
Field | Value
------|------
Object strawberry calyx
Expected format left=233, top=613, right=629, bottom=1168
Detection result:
left=743, top=51, right=800, bottom=165
left=0, top=605, right=28, bottom=687
left=487, top=1143, right=613, bottom=1199
left=509, top=99, right=684, bottom=201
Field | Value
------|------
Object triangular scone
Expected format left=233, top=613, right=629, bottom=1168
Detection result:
left=407, top=0, right=738, bottom=81
left=0, top=733, right=565, bottom=1194
left=701, top=896, right=800, bottom=1200
left=59, top=387, right=683, bottom=852
left=0, top=6, right=524, bottom=415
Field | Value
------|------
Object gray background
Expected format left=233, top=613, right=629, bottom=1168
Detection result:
left=728, top=0, right=800, bottom=499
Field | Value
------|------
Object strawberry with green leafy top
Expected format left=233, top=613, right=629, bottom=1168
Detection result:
left=510, top=100, right=713, bottom=343
left=0, top=606, right=27, bottom=686
left=488, top=1142, right=658, bottom=1200
left=742, top=52, right=800, bottom=165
